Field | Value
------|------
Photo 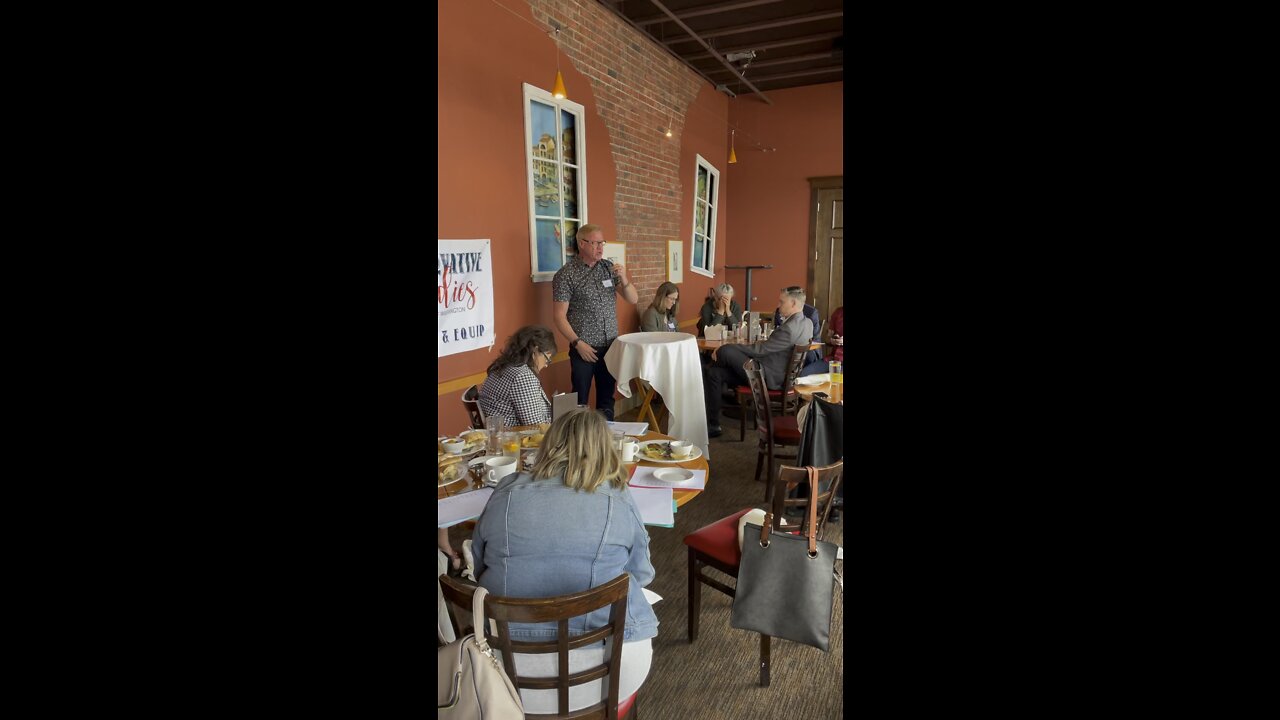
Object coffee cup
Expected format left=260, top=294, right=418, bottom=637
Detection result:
left=620, top=439, right=638, bottom=462
left=484, top=456, right=518, bottom=485
left=669, top=441, right=693, bottom=459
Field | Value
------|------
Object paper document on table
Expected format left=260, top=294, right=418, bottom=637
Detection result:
left=629, top=486, right=674, bottom=527
left=628, top=465, right=707, bottom=490
left=642, top=588, right=663, bottom=605
left=438, top=488, right=493, bottom=528
left=607, top=421, right=650, bottom=435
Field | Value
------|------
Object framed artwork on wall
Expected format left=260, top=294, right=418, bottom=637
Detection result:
left=603, top=242, right=626, bottom=267
left=667, top=240, right=683, bottom=284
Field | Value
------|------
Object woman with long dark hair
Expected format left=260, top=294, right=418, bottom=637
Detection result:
left=478, top=325, right=557, bottom=427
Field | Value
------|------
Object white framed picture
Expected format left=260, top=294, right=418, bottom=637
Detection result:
left=667, top=240, right=683, bottom=284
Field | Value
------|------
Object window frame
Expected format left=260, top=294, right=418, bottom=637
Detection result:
left=523, top=83, right=588, bottom=282
left=690, top=154, right=719, bottom=278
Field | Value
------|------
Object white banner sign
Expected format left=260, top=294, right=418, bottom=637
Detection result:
left=437, top=239, right=495, bottom=357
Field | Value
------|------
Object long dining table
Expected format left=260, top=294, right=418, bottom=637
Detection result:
left=437, top=426, right=710, bottom=528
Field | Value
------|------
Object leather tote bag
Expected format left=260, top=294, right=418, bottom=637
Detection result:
left=731, top=467, right=839, bottom=652
left=438, top=586, right=525, bottom=719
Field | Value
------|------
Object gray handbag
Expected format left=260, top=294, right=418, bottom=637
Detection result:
left=438, top=586, right=526, bottom=719
left=731, top=467, right=839, bottom=652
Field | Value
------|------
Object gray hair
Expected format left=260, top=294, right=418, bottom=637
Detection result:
left=576, top=224, right=603, bottom=242
left=715, top=283, right=734, bottom=296
left=782, top=286, right=806, bottom=304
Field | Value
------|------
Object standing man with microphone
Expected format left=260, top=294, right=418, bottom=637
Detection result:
left=552, top=224, right=639, bottom=420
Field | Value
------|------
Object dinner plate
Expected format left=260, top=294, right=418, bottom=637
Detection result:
left=795, top=375, right=827, bottom=386
left=636, top=440, right=703, bottom=464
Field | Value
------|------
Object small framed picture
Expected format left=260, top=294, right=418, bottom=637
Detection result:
left=667, top=240, right=683, bottom=284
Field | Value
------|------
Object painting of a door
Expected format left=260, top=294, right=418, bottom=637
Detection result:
left=807, top=176, right=843, bottom=324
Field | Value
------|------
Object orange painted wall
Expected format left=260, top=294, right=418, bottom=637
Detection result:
left=673, top=83, right=731, bottom=324
left=437, top=0, right=730, bottom=434
left=724, top=82, right=844, bottom=312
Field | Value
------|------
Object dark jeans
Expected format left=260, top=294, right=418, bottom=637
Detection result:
left=799, top=358, right=829, bottom=376
left=569, top=340, right=616, bottom=421
left=702, top=345, right=751, bottom=424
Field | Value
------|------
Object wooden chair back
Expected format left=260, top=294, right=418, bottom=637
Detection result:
left=439, top=573, right=631, bottom=720
left=771, top=461, right=844, bottom=538
left=745, top=358, right=776, bottom=446
left=461, top=384, right=486, bottom=430
left=780, top=344, right=808, bottom=415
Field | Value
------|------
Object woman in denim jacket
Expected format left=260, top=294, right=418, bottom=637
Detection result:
left=471, top=408, right=658, bottom=712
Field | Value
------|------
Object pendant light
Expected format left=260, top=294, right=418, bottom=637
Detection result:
left=552, top=28, right=567, bottom=99
left=729, top=129, right=738, bottom=164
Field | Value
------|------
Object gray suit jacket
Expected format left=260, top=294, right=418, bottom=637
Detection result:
left=739, top=312, right=813, bottom=388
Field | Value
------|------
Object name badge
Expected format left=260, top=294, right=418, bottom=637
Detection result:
left=602, top=279, right=613, bottom=287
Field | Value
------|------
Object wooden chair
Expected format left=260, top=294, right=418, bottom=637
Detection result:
left=461, top=384, right=486, bottom=430
left=744, top=358, right=802, bottom=501
left=439, top=574, right=639, bottom=719
left=682, top=460, right=844, bottom=687
left=734, top=344, right=807, bottom=440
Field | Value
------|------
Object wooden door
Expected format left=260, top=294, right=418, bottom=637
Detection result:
left=807, top=177, right=844, bottom=325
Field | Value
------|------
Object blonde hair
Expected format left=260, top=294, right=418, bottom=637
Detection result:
left=530, top=408, right=628, bottom=491
left=576, top=224, right=603, bottom=243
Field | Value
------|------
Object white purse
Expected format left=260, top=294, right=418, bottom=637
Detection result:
left=438, top=586, right=525, bottom=719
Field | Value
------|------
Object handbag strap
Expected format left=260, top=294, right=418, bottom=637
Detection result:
left=757, top=466, right=822, bottom=556
left=806, top=466, right=819, bottom=556
left=471, top=586, right=492, bottom=653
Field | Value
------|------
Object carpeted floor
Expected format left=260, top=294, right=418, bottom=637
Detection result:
left=621, top=404, right=845, bottom=719
left=445, top=402, right=845, bottom=718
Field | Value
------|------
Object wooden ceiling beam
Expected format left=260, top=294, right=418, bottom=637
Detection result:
left=633, top=0, right=786, bottom=27
left=682, top=31, right=843, bottom=61
left=663, top=10, right=843, bottom=44
left=646, top=0, right=772, bottom=105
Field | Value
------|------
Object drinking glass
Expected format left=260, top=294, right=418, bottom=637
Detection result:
left=487, top=418, right=506, bottom=456
left=829, top=361, right=844, bottom=403
left=501, top=432, right=521, bottom=458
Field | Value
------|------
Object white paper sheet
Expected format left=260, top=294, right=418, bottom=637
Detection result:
left=628, top=486, right=674, bottom=527
left=642, top=588, right=663, bottom=605
left=628, top=465, right=707, bottom=491
left=438, top=488, right=493, bottom=528
left=607, top=421, right=651, bottom=435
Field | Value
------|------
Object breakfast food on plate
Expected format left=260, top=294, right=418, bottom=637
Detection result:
left=642, top=442, right=674, bottom=460
left=520, top=432, right=544, bottom=448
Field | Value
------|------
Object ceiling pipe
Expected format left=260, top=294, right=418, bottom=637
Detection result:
left=645, top=0, right=772, bottom=105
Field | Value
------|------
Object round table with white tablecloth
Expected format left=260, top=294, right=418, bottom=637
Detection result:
left=604, top=332, right=709, bottom=459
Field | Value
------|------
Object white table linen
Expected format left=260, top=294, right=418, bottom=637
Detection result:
left=605, top=332, right=710, bottom=459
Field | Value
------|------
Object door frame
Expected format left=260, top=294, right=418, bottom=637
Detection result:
left=806, top=175, right=843, bottom=320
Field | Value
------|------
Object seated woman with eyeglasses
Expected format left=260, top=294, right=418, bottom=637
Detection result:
left=478, top=325, right=557, bottom=428
left=471, top=408, right=656, bottom=712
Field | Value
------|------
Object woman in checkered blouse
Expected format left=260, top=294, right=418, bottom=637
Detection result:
left=478, top=325, right=558, bottom=428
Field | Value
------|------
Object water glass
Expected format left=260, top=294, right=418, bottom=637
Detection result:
left=487, top=419, right=506, bottom=456
left=501, top=432, right=521, bottom=458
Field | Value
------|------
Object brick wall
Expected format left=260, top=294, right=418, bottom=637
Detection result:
left=525, top=0, right=704, bottom=302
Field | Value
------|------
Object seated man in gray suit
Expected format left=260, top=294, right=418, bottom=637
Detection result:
left=702, top=286, right=814, bottom=438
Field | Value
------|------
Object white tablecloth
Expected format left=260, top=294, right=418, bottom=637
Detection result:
left=605, top=332, right=710, bottom=459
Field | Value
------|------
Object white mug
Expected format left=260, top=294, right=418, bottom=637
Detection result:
left=484, top=456, right=518, bottom=485
left=620, top=439, right=637, bottom=462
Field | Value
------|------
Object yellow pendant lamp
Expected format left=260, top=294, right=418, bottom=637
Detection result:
left=552, top=28, right=567, bottom=99
left=729, top=129, right=738, bottom=164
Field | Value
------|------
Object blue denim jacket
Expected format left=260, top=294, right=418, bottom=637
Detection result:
left=470, top=472, right=659, bottom=642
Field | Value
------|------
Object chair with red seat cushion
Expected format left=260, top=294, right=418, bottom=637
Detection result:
left=745, top=358, right=802, bottom=502
left=682, top=461, right=844, bottom=687
left=734, top=344, right=807, bottom=440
